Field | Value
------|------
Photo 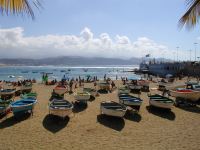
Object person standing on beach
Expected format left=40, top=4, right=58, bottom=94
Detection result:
left=94, top=81, right=97, bottom=90
left=69, top=80, right=73, bottom=93
left=42, top=74, right=45, bottom=84
left=104, top=74, right=106, bottom=81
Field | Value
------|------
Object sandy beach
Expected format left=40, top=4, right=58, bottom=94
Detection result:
left=0, top=79, right=200, bottom=150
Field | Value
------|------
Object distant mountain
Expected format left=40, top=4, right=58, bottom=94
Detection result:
left=0, top=56, right=142, bottom=66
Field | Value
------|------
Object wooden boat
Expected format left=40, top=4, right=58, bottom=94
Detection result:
left=118, top=87, right=130, bottom=95
left=118, top=94, right=143, bottom=106
left=21, top=92, right=37, bottom=99
left=100, top=101, right=127, bottom=117
left=49, top=99, right=73, bottom=118
left=53, top=85, right=67, bottom=95
left=10, top=98, right=37, bottom=116
left=170, top=89, right=200, bottom=102
left=98, top=82, right=110, bottom=91
left=83, top=88, right=97, bottom=97
left=0, top=99, right=12, bottom=115
left=74, top=92, right=90, bottom=102
left=0, top=89, right=15, bottom=96
left=148, top=94, right=174, bottom=109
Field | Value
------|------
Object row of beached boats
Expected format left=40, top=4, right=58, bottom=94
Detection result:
left=0, top=92, right=37, bottom=117
left=49, top=85, right=93, bottom=118
left=2, top=80, right=200, bottom=121
left=0, top=82, right=33, bottom=97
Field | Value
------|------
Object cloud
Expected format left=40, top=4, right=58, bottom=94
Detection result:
left=0, top=27, right=181, bottom=59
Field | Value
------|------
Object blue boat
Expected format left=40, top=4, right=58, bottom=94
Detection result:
left=11, top=98, right=37, bottom=116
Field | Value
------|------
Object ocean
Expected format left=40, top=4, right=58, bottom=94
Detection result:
left=0, top=65, right=140, bottom=81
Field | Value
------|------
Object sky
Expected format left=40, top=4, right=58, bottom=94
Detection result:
left=0, top=0, right=200, bottom=60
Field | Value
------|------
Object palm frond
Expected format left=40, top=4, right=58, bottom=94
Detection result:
left=179, top=0, right=200, bottom=29
left=0, top=0, right=42, bottom=19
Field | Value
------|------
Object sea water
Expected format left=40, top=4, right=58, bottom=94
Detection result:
left=0, top=65, right=140, bottom=81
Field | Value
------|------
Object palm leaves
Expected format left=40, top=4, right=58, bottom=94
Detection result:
left=179, top=0, right=200, bottom=29
left=0, top=0, right=41, bottom=19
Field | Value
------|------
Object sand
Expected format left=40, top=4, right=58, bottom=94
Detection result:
left=0, top=79, right=200, bottom=150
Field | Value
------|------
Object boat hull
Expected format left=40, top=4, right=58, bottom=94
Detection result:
left=0, top=89, right=15, bottom=95
left=11, top=99, right=37, bottom=116
left=54, top=87, right=67, bottom=95
left=49, top=108, right=72, bottom=118
left=49, top=99, right=73, bottom=118
left=74, top=92, right=90, bottom=101
left=100, top=101, right=127, bottom=117
left=149, top=100, right=173, bottom=109
left=170, top=90, right=200, bottom=102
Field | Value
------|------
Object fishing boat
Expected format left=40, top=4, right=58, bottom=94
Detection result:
left=118, top=94, right=143, bottom=107
left=11, top=98, right=37, bottom=116
left=8, top=75, right=15, bottom=78
left=74, top=92, right=90, bottom=102
left=83, top=68, right=88, bottom=72
left=0, top=89, right=15, bottom=96
left=20, top=92, right=37, bottom=99
left=21, top=71, right=29, bottom=73
left=170, top=89, right=200, bottom=102
left=148, top=94, right=174, bottom=109
left=100, top=101, right=127, bottom=117
left=83, top=88, right=97, bottom=97
left=32, top=71, right=38, bottom=73
left=0, top=99, right=12, bottom=115
left=118, top=87, right=130, bottom=95
left=53, top=85, right=67, bottom=95
left=49, top=99, right=73, bottom=118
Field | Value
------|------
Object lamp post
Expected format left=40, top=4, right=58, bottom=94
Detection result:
left=176, top=46, right=179, bottom=62
left=194, top=42, right=198, bottom=61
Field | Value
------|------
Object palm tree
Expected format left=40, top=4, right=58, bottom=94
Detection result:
left=179, top=0, right=200, bottom=29
left=0, top=0, right=41, bottom=19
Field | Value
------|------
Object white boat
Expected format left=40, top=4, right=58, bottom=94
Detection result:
left=118, top=94, right=143, bottom=106
left=74, top=92, right=90, bottom=102
left=0, top=89, right=15, bottom=96
left=170, top=89, right=200, bottom=102
left=53, top=85, right=67, bottom=95
left=118, top=87, right=130, bottom=95
left=148, top=94, right=174, bottom=109
left=100, top=101, right=127, bottom=117
left=49, top=99, right=73, bottom=118
left=8, top=75, right=15, bottom=78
